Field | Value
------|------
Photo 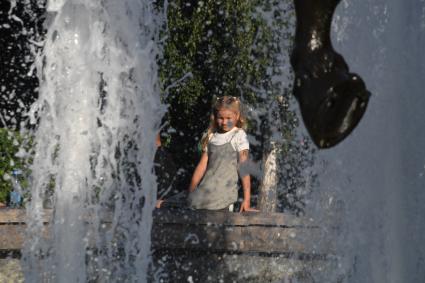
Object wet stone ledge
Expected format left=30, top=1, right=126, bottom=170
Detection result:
left=0, top=208, right=339, bottom=282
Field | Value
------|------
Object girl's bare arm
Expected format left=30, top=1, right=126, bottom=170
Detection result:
left=188, top=152, right=209, bottom=192
left=238, top=149, right=258, bottom=212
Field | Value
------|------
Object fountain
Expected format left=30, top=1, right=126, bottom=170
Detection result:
left=309, top=0, right=425, bottom=282
left=1, top=0, right=425, bottom=282
left=20, top=0, right=165, bottom=282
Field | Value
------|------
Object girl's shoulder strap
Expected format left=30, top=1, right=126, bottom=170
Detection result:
left=229, top=128, right=241, bottom=141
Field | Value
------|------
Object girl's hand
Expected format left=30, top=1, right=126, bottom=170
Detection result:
left=239, top=200, right=259, bottom=212
left=155, top=199, right=164, bottom=209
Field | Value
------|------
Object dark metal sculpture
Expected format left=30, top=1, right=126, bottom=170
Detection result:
left=291, top=0, right=371, bottom=148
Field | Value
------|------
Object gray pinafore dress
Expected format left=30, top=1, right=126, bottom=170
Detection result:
left=188, top=132, right=239, bottom=210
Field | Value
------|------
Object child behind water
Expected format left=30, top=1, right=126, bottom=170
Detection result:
left=187, top=96, right=257, bottom=212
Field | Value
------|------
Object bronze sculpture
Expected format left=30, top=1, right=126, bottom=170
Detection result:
left=291, top=0, right=371, bottom=148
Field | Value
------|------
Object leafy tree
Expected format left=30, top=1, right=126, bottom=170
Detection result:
left=159, top=0, right=316, bottom=213
left=160, top=0, right=277, bottom=187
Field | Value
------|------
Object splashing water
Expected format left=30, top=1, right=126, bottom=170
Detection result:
left=22, top=0, right=165, bottom=281
left=7, top=0, right=424, bottom=282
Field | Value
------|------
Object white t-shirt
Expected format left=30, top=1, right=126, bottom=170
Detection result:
left=205, top=127, right=249, bottom=152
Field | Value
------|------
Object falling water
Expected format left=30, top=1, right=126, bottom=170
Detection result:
left=307, top=0, right=425, bottom=282
left=3, top=0, right=424, bottom=282
left=22, top=0, right=165, bottom=281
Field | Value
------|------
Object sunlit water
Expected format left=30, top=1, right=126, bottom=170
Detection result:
left=9, top=0, right=425, bottom=282
left=22, top=0, right=165, bottom=282
left=307, top=0, right=425, bottom=282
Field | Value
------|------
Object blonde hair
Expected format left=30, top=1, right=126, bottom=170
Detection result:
left=200, top=96, right=247, bottom=152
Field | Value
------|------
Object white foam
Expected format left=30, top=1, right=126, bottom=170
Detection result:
left=23, top=0, right=165, bottom=281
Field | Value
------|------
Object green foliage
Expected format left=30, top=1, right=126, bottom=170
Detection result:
left=159, top=0, right=316, bottom=213
left=0, top=128, right=30, bottom=204
left=0, top=1, right=316, bottom=213
left=160, top=0, right=278, bottom=175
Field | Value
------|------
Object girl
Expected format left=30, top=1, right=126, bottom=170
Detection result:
left=188, top=96, right=257, bottom=212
